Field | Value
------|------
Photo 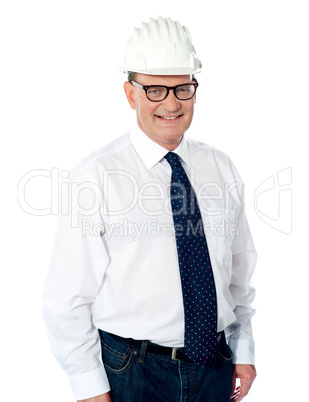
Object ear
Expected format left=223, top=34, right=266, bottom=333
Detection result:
left=124, top=81, right=136, bottom=110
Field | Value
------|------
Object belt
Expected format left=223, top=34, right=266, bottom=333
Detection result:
left=105, top=331, right=223, bottom=362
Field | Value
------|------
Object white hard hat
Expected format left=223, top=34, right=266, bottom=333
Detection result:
left=121, top=17, right=202, bottom=75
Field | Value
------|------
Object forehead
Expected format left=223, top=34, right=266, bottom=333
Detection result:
left=135, top=73, right=193, bottom=86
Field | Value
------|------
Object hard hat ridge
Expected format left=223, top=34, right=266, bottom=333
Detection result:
left=121, top=16, right=202, bottom=75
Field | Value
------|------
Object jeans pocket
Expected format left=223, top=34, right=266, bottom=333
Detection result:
left=100, top=332, right=137, bottom=373
left=216, top=344, right=233, bottom=362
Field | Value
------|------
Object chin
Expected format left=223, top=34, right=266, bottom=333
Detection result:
left=159, top=133, right=184, bottom=148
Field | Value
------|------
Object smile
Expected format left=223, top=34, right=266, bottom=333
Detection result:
left=156, top=115, right=183, bottom=120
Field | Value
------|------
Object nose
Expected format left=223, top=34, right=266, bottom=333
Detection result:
left=161, top=89, right=182, bottom=112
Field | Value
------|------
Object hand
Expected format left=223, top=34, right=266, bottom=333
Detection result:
left=78, top=391, right=112, bottom=402
left=231, top=364, right=256, bottom=401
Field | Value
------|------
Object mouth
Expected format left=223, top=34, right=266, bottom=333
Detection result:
left=156, top=114, right=184, bottom=120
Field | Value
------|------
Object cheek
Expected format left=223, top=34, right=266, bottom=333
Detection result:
left=135, top=104, right=158, bottom=131
left=136, top=98, right=157, bottom=119
left=186, top=103, right=195, bottom=119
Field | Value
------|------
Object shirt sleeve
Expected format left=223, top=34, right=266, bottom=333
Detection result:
left=225, top=162, right=257, bottom=365
left=42, top=165, right=111, bottom=400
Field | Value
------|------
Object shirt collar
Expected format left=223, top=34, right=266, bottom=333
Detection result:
left=130, top=126, right=191, bottom=169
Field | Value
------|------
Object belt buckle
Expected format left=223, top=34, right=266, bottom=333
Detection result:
left=171, top=347, right=182, bottom=360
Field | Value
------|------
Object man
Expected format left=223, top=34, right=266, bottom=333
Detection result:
left=43, top=17, right=257, bottom=401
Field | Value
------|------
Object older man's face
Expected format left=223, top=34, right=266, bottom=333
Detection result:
left=124, top=74, right=196, bottom=151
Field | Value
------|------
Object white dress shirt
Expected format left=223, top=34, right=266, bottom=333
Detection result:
left=43, top=126, right=257, bottom=400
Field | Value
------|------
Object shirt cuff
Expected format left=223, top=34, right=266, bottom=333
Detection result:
left=68, top=366, right=111, bottom=400
left=228, top=338, right=255, bottom=365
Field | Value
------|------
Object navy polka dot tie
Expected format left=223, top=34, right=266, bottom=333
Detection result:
left=165, top=152, right=217, bottom=367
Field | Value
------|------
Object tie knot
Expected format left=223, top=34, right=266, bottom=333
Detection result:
left=164, top=152, right=182, bottom=168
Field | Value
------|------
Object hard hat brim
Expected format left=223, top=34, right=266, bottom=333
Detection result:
left=120, top=63, right=202, bottom=75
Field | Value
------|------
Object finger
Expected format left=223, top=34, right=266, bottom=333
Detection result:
left=237, top=381, right=251, bottom=401
left=230, top=388, right=240, bottom=401
left=231, top=386, right=240, bottom=399
left=230, top=367, right=237, bottom=397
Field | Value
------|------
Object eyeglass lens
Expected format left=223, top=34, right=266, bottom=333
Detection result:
left=147, top=84, right=196, bottom=101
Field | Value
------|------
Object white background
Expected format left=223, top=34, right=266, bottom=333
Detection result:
left=1, top=1, right=308, bottom=400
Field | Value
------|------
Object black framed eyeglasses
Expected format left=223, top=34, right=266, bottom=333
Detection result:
left=131, top=80, right=199, bottom=102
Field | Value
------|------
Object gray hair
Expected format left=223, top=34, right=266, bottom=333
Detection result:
left=127, top=71, right=136, bottom=82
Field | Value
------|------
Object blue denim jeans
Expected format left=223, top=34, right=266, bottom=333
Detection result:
left=99, top=330, right=233, bottom=401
